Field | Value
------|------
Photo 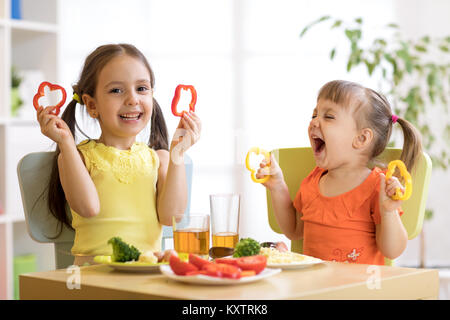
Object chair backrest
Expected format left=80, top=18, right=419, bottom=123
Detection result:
left=266, top=147, right=432, bottom=263
left=17, top=152, right=75, bottom=269
left=17, top=151, right=193, bottom=268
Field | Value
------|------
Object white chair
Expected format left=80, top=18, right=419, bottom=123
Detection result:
left=17, top=151, right=193, bottom=269
left=17, top=152, right=75, bottom=269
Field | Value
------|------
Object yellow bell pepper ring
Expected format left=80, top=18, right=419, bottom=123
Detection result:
left=385, top=160, right=413, bottom=201
left=245, top=147, right=271, bottom=183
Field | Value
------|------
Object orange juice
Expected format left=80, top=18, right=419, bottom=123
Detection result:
left=212, top=232, right=239, bottom=248
left=173, top=228, right=210, bottom=256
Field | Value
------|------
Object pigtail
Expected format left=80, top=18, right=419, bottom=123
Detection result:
left=395, top=117, right=423, bottom=173
left=47, top=99, right=79, bottom=236
left=149, top=98, right=169, bottom=151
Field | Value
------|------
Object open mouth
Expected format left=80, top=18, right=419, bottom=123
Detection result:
left=119, top=112, right=143, bottom=121
left=312, top=137, right=326, bottom=154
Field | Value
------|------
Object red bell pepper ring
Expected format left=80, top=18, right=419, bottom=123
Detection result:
left=171, top=84, right=197, bottom=117
left=33, top=81, right=67, bottom=116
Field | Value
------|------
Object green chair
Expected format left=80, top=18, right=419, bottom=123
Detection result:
left=266, top=147, right=432, bottom=265
left=17, top=151, right=193, bottom=269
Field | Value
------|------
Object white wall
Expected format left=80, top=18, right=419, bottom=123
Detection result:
left=58, top=0, right=450, bottom=267
left=392, top=0, right=450, bottom=267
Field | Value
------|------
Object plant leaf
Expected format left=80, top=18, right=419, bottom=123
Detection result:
left=299, top=15, right=331, bottom=38
left=387, top=23, right=399, bottom=28
left=330, top=48, right=336, bottom=60
left=331, top=20, right=342, bottom=29
left=414, top=45, right=427, bottom=52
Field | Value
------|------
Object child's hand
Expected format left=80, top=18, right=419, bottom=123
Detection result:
left=170, top=111, right=202, bottom=156
left=257, top=154, right=285, bottom=190
left=36, top=106, right=73, bottom=145
left=379, top=173, right=404, bottom=214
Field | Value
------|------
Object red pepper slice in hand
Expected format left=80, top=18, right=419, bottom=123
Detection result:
left=33, top=81, right=67, bottom=116
left=171, top=84, right=197, bottom=117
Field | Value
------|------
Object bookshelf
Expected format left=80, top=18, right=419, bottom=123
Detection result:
left=0, top=0, right=60, bottom=300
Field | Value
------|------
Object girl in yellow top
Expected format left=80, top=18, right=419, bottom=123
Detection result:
left=36, top=44, right=201, bottom=265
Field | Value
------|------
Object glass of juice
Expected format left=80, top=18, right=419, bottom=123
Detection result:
left=210, top=194, right=240, bottom=248
left=173, top=213, right=210, bottom=259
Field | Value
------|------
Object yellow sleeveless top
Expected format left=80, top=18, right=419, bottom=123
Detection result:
left=70, top=139, right=162, bottom=256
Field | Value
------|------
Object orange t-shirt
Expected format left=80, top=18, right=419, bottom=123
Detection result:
left=293, top=166, right=403, bottom=265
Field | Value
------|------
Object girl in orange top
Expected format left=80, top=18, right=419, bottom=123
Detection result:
left=258, top=80, right=422, bottom=265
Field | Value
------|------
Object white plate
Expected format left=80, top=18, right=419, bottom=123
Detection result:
left=107, top=263, right=167, bottom=273
left=159, top=265, right=281, bottom=285
left=267, top=258, right=324, bottom=270
left=94, top=255, right=168, bottom=273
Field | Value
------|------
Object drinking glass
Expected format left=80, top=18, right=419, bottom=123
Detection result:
left=209, top=194, right=240, bottom=248
left=172, top=213, right=210, bottom=258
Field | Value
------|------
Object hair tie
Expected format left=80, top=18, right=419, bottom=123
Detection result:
left=73, top=93, right=81, bottom=104
left=391, top=114, right=399, bottom=124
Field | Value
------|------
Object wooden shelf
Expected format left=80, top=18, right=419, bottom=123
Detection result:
left=0, top=117, right=38, bottom=126
left=10, top=19, right=58, bottom=33
left=0, top=0, right=60, bottom=300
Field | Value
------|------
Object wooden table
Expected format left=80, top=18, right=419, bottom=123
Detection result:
left=19, top=262, right=439, bottom=300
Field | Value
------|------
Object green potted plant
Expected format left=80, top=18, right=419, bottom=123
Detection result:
left=300, top=16, right=450, bottom=268
left=11, top=66, right=23, bottom=117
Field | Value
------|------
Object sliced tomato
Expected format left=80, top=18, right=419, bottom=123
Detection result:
left=189, top=254, right=212, bottom=270
left=202, top=263, right=241, bottom=279
left=169, top=254, right=199, bottom=275
left=185, top=270, right=208, bottom=276
left=236, top=255, right=267, bottom=275
left=240, top=270, right=256, bottom=277
left=214, top=257, right=239, bottom=267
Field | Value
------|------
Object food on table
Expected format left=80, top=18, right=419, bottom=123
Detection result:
left=168, top=253, right=267, bottom=279
left=216, top=255, right=267, bottom=275
left=233, top=237, right=261, bottom=257
left=202, top=263, right=241, bottom=279
left=138, top=251, right=158, bottom=264
left=189, top=253, right=212, bottom=269
left=235, top=255, right=267, bottom=274
left=260, top=247, right=321, bottom=264
left=209, top=246, right=235, bottom=259
left=169, top=254, right=199, bottom=275
left=107, top=237, right=141, bottom=262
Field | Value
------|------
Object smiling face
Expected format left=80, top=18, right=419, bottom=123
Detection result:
left=83, top=54, right=153, bottom=147
left=308, top=99, right=362, bottom=170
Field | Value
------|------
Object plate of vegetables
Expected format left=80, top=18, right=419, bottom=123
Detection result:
left=93, top=237, right=170, bottom=273
left=209, top=237, right=323, bottom=270
left=160, top=253, right=281, bottom=285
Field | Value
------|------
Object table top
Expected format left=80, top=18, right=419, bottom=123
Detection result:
left=19, top=261, right=439, bottom=300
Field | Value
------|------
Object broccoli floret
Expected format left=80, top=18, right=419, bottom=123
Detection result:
left=107, top=237, right=141, bottom=262
left=233, top=237, right=261, bottom=257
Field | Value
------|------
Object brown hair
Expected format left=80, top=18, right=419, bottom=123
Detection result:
left=317, top=80, right=422, bottom=171
left=48, top=44, right=169, bottom=235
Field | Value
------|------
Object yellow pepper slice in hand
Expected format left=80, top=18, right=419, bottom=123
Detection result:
left=245, top=147, right=271, bottom=183
left=385, top=160, right=413, bottom=201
